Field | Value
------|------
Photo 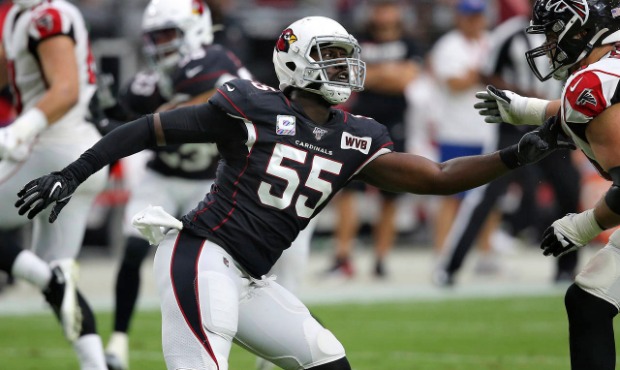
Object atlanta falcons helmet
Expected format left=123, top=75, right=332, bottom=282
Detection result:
left=273, top=16, right=366, bottom=105
left=142, top=0, right=214, bottom=74
left=526, top=0, right=620, bottom=81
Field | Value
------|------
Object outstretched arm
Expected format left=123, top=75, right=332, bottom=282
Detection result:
left=475, top=85, right=561, bottom=126
left=359, top=116, right=574, bottom=195
left=359, top=150, right=509, bottom=195
left=15, top=103, right=241, bottom=221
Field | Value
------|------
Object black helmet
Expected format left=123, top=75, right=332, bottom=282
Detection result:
left=525, top=0, right=620, bottom=81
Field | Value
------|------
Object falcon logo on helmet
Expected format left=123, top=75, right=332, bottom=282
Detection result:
left=276, top=29, right=297, bottom=53
left=545, top=0, right=589, bottom=24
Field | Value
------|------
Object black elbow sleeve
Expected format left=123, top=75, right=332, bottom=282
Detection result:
left=604, top=166, right=620, bottom=215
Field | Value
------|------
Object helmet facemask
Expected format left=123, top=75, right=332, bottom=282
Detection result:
left=526, top=0, right=620, bottom=81
left=141, top=0, right=214, bottom=78
left=302, top=36, right=366, bottom=104
left=526, top=18, right=596, bottom=81
left=273, top=16, right=366, bottom=105
left=142, top=26, right=184, bottom=75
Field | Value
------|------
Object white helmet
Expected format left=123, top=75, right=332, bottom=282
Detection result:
left=273, top=16, right=366, bottom=105
left=12, top=0, right=43, bottom=9
left=142, top=0, right=213, bottom=74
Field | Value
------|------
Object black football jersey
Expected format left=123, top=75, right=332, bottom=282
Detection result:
left=118, top=70, right=168, bottom=118
left=182, top=79, right=394, bottom=278
left=125, top=45, right=250, bottom=180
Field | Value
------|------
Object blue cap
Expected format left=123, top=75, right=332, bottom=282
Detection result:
left=457, top=0, right=486, bottom=14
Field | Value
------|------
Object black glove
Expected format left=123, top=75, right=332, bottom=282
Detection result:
left=15, top=170, right=80, bottom=222
left=499, top=115, right=576, bottom=169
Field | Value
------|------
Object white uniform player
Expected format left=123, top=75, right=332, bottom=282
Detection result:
left=474, top=0, right=620, bottom=368
left=0, top=0, right=107, bottom=369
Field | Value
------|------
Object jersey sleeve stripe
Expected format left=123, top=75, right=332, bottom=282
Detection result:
left=351, top=146, right=392, bottom=177
left=215, top=89, right=249, bottom=120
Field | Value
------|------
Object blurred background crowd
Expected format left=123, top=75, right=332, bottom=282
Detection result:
left=0, top=0, right=611, bottom=289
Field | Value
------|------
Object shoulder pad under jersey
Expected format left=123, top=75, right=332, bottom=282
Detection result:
left=210, top=79, right=288, bottom=119
left=29, top=5, right=72, bottom=41
left=564, top=69, right=613, bottom=123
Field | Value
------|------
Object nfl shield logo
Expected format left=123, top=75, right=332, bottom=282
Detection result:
left=313, top=127, right=328, bottom=141
left=276, top=115, right=296, bottom=136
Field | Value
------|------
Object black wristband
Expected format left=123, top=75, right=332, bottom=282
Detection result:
left=499, top=145, right=521, bottom=169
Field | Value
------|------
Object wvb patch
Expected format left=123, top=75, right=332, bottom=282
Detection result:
left=341, top=132, right=371, bottom=154
left=276, top=115, right=296, bottom=136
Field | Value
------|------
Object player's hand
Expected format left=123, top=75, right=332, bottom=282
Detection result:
left=541, top=210, right=604, bottom=257
left=514, top=115, right=575, bottom=165
left=15, top=171, right=79, bottom=222
left=474, top=85, right=549, bottom=126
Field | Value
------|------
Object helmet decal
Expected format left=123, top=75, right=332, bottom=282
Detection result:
left=276, top=29, right=297, bottom=53
left=272, top=16, right=366, bottom=105
left=192, top=0, right=204, bottom=15
left=546, top=0, right=589, bottom=24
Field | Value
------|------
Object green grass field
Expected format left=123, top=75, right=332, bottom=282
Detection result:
left=0, top=293, right=614, bottom=370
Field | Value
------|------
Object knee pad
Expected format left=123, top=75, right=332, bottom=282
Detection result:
left=575, top=235, right=620, bottom=310
left=197, top=270, right=239, bottom=340
left=313, top=327, right=346, bottom=360
left=121, top=237, right=151, bottom=268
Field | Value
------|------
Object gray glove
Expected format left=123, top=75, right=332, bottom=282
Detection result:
left=474, top=85, right=549, bottom=126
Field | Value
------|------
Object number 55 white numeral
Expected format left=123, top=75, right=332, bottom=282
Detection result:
left=258, top=143, right=342, bottom=218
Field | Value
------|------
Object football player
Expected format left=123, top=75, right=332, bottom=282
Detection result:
left=0, top=0, right=108, bottom=369
left=475, top=0, right=620, bottom=368
left=101, top=2, right=318, bottom=370
left=15, top=16, right=571, bottom=370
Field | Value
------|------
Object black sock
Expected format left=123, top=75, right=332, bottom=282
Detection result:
left=114, top=237, right=150, bottom=333
left=565, top=283, right=618, bottom=370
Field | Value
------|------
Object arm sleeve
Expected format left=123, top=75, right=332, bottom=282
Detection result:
left=65, top=103, right=245, bottom=183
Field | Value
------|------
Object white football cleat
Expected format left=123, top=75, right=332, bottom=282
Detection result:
left=106, top=332, right=129, bottom=370
left=43, top=259, right=82, bottom=342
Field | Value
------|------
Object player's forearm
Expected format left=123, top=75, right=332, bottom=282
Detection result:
left=35, top=85, right=79, bottom=124
left=361, top=151, right=510, bottom=195
left=63, top=115, right=156, bottom=183
left=432, top=152, right=510, bottom=194
left=545, top=100, right=561, bottom=120
left=594, top=167, right=620, bottom=229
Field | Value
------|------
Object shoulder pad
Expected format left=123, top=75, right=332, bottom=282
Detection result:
left=564, top=70, right=608, bottom=122
left=210, top=79, right=285, bottom=118
left=30, top=6, right=71, bottom=40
